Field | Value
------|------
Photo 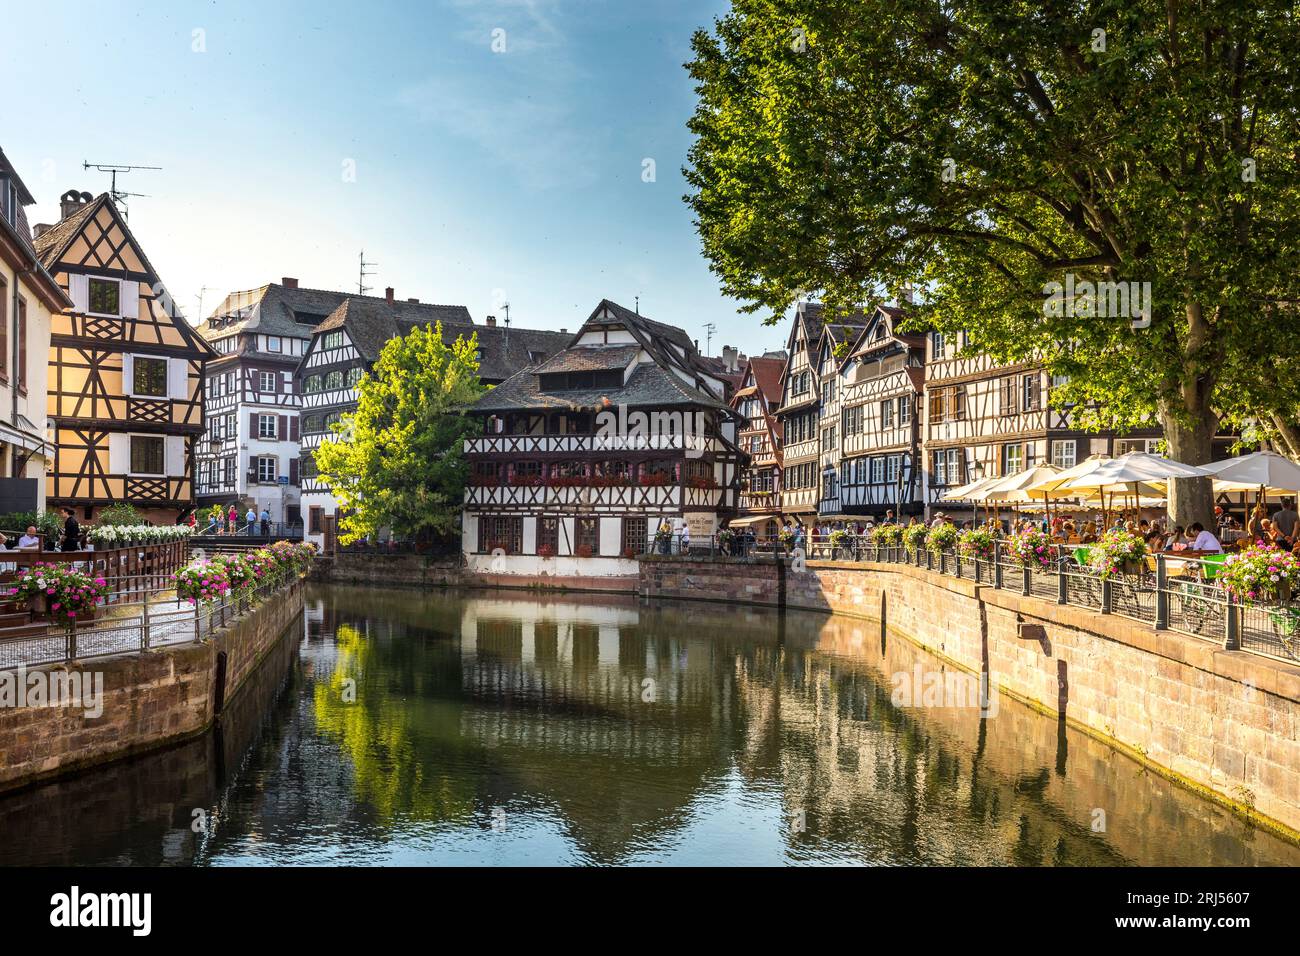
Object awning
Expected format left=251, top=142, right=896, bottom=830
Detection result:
left=729, top=515, right=780, bottom=528
left=0, top=418, right=49, bottom=457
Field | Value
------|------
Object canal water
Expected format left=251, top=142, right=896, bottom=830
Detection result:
left=1, top=585, right=1296, bottom=866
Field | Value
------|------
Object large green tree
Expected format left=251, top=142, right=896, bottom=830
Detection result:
left=315, top=323, right=484, bottom=544
left=685, top=0, right=1300, bottom=525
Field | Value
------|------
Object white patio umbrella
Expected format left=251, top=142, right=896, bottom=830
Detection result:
left=1200, top=450, right=1300, bottom=495
left=1059, top=452, right=1212, bottom=523
left=941, top=475, right=1002, bottom=501
left=982, top=464, right=1062, bottom=503
left=1022, top=455, right=1113, bottom=499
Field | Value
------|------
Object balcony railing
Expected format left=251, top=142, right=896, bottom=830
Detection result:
left=465, top=433, right=725, bottom=455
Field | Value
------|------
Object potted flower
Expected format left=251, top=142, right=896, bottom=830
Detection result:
left=1090, top=529, right=1148, bottom=578
left=871, top=524, right=902, bottom=548
left=576, top=543, right=594, bottom=558
left=538, top=543, right=556, bottom=559
left=1004, top=526, right=1055, bottom=571
left=175, top=558, right=232, bottom=604
left=902, top=523, right=928, bottom=555
left=8, top=563, right=109, bottom=625
left=957, top=527, right=997, bottom=562
left=829, top=528, right=855, bottom=558
left=1220, top=544, right=1300, bottom=604
left=718, top=527, right=736, bottom=553
left=778, top=528, right=796, bottom=551
left=925, top=522, right=958, bottom=554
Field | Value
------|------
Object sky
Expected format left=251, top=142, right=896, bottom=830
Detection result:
left=3, top=0, right=791, bottom=357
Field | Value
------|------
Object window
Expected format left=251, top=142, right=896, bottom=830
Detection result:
left=256, top=456, right=277, bottom=483
left=842, top=404, right=862, bottom=436
left=1022, top=374, right=1042, bottom=411
left=310, top=507, right=323, bottom=533
left=931, top=331, right=946, bottom=359
left=999, top=376, right=1018, bottom=416
left=536, top=517, right=559, bottom=554
left=346, top=366, right=363, bottom=387
left=886, top=454, right=901, bottom=484
left=301, top=451, right=318, bottom=479
left=304, top=375, right=322, bottom=393
left=223, top=457, right=236, bottom=487
left=821, top=379, right=835, bottom=405
left=303, top=414, right=324, bottom=433
left=258, top=414, right=277, bottom=439
left=266, top=336, right=282, bottom=353
left=870, top=457, right=886, bottom=484
left=88, top=278, right=120, bottom=315
left=324, top=370, right=344, bottom=390
left=1002, top=443, right=1023, bottom=475
left=621, top=517, right=647, bottom=556
left=133, top=356, right=168, bottom=397
left=259, top=371, right=277, bottom=393
left=928, top=386, right=966, bottom=424
left=932, top=448, right=962, bottom=486
left=880, top=399, right=893, bottom=428
left=897, top=395, right=911, bottom=425
left=130, top=435, right=164, bottom=475
left=1050, top=439, right=1076, bottom=469
left=821, top=426, right=836, bottom=452
left=323, top=331, right=344, bottom=350
left=576, top=517, right=599, bottom=555
left=1115, top=438, right=1153, bottom=456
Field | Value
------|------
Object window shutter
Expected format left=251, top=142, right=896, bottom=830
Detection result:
left=289, top=458, right=299, bottom=486
left=283, top=371, right=292, bottom=392
left=249, top=455, right=257, bottom=478
left=279, top=415, right=287, bottom=440
left=70, top=274, right=89, bottom=312
left=168, top=358, right=187, bottom=399
left=121, top=354, right=133, bottom=395
left=289, top=416, right=299, bottom=441
left=118, top=279, right=138, bottom=318
left=165, top=436, right=184, bottom=476
left=250, top=412, right=258, bottom=437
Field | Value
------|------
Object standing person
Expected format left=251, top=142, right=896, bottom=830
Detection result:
left=60, top=507, right=81, bottom=552
left=260, top=507, right=271, bottom=536
left=227, top=504, right=238, bottom=535
left=678, top=521, right=690, bottom=555
left=245, top=505, right=257, bottom=535
left=1273, top=498, right=1298, bottom=539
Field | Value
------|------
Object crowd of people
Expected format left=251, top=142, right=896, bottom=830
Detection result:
left=204, top=505, right=274, bottom=536
left=718, top=498, right=1300, bottom=559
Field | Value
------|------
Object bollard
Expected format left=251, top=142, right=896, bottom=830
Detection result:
left=1224, top=595, right=1240, bottom=650
left=993, top=541, right=1003, bottom=589
left=1056, top=550, right=1067, bottom=605
left=1101, top=577, right=1112, bottom=614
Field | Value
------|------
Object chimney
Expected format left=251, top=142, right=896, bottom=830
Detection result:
left=281, top=277, right=298, bottom=289
left=59, top=189, right=91, bottom=221
left=722, top=345, right=739, bottom=371
left=559, top=328, right=567, bottom=333
left=407, top=298, right=419, bottom=304
left=385, top=287, right=394, bottom=305
left=486, top=315, right=497, bottom=327
left=33, top=223, right=52, bottom=239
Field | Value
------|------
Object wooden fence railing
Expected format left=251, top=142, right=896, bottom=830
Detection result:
left=0, top=541, right=191, bottom=605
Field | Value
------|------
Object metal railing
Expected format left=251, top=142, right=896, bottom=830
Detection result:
left=648, top=534, right=1300, bottom=665
left=0, top=568, right=304, bottom=671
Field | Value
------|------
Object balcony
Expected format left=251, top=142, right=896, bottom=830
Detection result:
left=465, top=433, right=724, bottom=456
left=464, top=480, right=724, bottom=511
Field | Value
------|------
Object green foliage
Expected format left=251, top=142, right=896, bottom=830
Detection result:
left=685, top=1, right=1300, bottom=516
left=314, top=322, right=485, bottom=545
left=96, top=502, right=145, bottom=527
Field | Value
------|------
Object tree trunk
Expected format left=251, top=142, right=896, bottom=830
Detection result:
left=1160, top=400, right=1217, bottom=531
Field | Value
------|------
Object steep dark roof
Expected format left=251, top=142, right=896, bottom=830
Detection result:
left=592, top=299, right=698, bottom=358
left=532, top=344, right=639, bottom=375
left=471, top=324, right=571, bottom=383
left=0, top=148, right=36, bottom=206
left=315, top=296, right=474, bottom=362
left=470, top=360, right=731, bottom=414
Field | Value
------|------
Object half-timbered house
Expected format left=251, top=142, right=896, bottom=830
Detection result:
left=0, top=149, right=72, bottom=512
left=838, top=306, right=926, bottom=519
left=814, top=315, right=870, bottom=516
left=921, top=333, right=1162, bottom=512
left=774, top=302, right=824, bottom=521
left=731, top=353, right=785, bottom=536
left=461, top=299, right=744, bottom=577
left=34, top=191, right=214, bottom=522
left=296, top=290, right=568, bottom=552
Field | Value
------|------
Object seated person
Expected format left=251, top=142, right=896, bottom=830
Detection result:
left=16, top=526, right=41, bottom=550
left=1186, top=522, right=1223, bottom=554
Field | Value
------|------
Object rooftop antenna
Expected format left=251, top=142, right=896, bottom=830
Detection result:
left=704, top=321, right=717, bottom=356
left=634, top=295, right=640, bottom=315
left=502, top=303, right=510, bottom=344
left=82, top=161, right=160, bottom=220
left=358, top=250, right=377, bottom=295
left=195, top=285, right=210, bottom=320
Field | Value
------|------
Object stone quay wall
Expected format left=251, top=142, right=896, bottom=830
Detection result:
left=0, top=579, right=306, bottom=794
left=638, top=555, right=1300, bottom=839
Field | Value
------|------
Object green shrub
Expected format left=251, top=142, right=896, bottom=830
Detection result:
left=96, top=502, right=145, bottom=526
left=0, top=511, right=62, bottom=539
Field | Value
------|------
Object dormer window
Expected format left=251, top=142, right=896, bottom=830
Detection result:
left=538, top=369, right=623, bottom=392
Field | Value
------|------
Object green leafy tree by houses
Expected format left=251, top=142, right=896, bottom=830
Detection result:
left=684, top=0, right=1300, bottom=525
left=314, top=323, right=485, bottom=545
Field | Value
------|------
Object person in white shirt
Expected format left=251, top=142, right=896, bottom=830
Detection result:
left=16, top=526, right=41, bottom=550
left=1188, top=522, right=1222, bottom=553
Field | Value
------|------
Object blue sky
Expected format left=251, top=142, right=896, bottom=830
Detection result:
left=4, top=0, right=790, bottom=356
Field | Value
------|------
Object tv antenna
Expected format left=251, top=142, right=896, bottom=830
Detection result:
left=358, top=250, right=378, bottom=295
left=704, top=321, right=717, bottom=355
left=195, top=286, right=210, bottom=320
left=82, top=161, right=160, bottom=219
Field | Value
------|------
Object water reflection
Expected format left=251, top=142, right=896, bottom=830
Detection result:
left=0, top=586, right=1295, bottom=866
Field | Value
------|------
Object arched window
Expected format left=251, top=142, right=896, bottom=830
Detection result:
left=304, top=375, right=322, bottom=394
left=346, top=366, right=363, bottom=387
left=325, top=370, right=344, bottom=390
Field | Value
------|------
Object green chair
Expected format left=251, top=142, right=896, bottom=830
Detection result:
left=1200, top=552, right=1228, bottom=581
left=1073, top=546, right=1091, bottom=567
